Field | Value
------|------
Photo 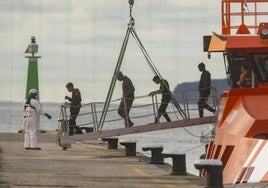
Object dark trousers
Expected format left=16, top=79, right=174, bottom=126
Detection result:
left=118, top=98, right=134, bottom=127
left=69, top=109, right=82, bottom=135
left=198, top=96, right=215, bottom=118
left=155, top=101, right=171, bottom=123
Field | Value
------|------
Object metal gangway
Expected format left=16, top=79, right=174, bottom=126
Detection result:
left=58, top=87, right=219, bottom=148
left=58, top=0, right=219, bottom=148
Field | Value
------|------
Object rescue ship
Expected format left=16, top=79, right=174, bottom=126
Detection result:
left=204, top=0, right=268, bottom=185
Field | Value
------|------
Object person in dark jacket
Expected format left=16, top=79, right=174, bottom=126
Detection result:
left=65, top=82, right=83, bottom=135
left=149, top=75, right=171, bottom=123
left=198, top=63, right=216, bottom=118
left=117, top=71, right=135, bottom=127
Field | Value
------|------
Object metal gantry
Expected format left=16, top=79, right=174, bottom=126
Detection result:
left=98, top=0, right=186, bottom=130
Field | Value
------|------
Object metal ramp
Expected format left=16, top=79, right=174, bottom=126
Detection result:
left=57, top=86, right=219, bottom=148
left=59, top=116, right=217, bottom=147
left=56, top=85, right=220, bottom=150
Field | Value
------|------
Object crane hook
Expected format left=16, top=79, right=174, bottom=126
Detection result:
left=128, top=0, right=135, bottom=27
left=129, top=0, right=134, bottom=6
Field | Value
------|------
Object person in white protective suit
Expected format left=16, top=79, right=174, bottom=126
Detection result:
left=23, top=89, right=52, bottom=150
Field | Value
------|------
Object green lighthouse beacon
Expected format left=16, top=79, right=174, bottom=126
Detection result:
left=25, top=36, right=41, bottom=99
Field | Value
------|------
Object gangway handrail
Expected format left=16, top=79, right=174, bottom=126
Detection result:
left=57, top=86, right=219, bottom=149
left=57, top=86, right=219, bottom=135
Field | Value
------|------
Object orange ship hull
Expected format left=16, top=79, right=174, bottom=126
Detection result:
left=204, top=1, right=268, bottom=185
left=207, top=88, right=268, bottom=184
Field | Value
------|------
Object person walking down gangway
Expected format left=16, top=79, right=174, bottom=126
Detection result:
left=117, top=71, right=135, bottom=127
left=197, top=62, right=216, bottom=118
left=23, top=89, right=52, bottom=150
left=65, top=82, right=83, bottom=135
left=149, top=75, right=171, bottom=123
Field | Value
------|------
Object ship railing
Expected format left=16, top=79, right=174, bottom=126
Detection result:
left=57, top=86, right=220, bottom=134
left=174, top=86, right=219, bottom=119
left=221, top=0, right=268, bottom=35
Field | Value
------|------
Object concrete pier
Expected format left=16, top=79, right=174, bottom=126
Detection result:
left=0, top=132, right=205, bottom=188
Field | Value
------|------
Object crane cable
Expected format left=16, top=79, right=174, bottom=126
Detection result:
left=99, top=28, right=131, bottom=130
left=99, top=0, right=187, bottom=130
left=130, top=28, right=187, bottom=119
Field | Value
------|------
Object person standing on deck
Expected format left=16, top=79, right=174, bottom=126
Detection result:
left=197, top=62, right=216, bottom=118
left=65, top=82, right=83, bottom=135
left=117, top=71, right=135, bottom=127
left=23, top=89, right=52, bottom=150
left=149, top=75, right=171, bottom=123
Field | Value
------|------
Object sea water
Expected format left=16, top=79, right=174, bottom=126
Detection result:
left=0, top=101, right=215, bottom=176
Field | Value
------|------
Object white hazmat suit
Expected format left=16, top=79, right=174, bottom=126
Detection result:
left=23, top=89, right=51, bottom=149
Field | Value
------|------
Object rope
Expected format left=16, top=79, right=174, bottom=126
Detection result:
left=185, top=143, right=207, bottom=153
left=183, top=126, right=215, bottom=138
left=130, top=28, right=187, bottom=120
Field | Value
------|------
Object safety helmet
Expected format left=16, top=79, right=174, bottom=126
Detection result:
left=29, top=89, right=38, bottom=95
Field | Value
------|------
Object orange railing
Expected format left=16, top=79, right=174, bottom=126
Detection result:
left=222, top=0, right=268, bottom=34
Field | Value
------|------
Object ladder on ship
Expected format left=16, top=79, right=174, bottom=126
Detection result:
left=58, top=0, right=219, bottom=148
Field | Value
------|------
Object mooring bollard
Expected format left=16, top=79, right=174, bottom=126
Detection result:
left=101, top=138, right=118, bottom=149
left=119, top=140, right=136, bottom=156
left=194, top=159, right=223, bottom=188
left=162, top=149, right=187, bottom=175
left=142, top=144, right=164, bottom=164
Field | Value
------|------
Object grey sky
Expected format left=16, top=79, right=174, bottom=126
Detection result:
left=1, top=0, right=225, bottom=103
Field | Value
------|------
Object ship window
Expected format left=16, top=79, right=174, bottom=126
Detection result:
left=226, top=55, right=247, bottom=88
left=221, top=145, right=234, bottom=169
left=253, top=54, right=268, bottom=82
left=242, top=167, right=254, bottom=183
left=207, top=143, right=215, bottom=159
left=235, top=167, right=247, bottom=184
left=213, top=145, right=222, bottom=159
left=253, top=133, right=268, bottom=139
